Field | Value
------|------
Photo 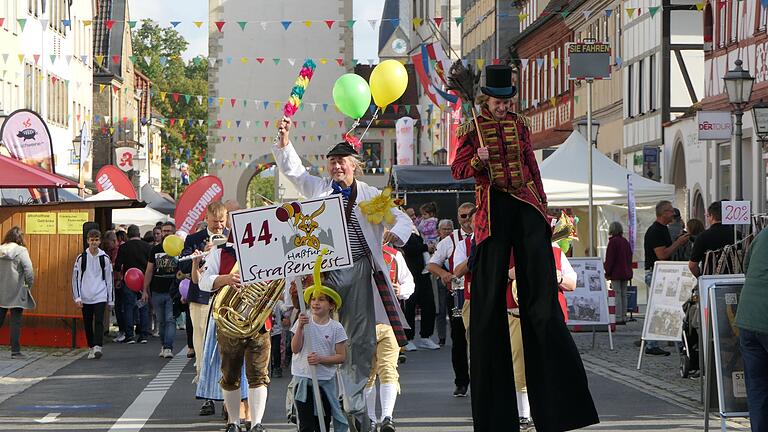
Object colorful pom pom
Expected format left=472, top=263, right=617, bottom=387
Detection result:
left=283, top=59, right=317, bottom=118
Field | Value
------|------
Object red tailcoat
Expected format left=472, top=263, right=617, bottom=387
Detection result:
left=451, top=108, right=548, bottom=246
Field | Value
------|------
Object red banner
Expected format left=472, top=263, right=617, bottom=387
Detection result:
left=95, top=165, right=137, bottom=199
left=175, top=175, right=224, bottom=234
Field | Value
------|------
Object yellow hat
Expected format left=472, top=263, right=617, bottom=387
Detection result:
left=303, top=249, right=343, bottom=310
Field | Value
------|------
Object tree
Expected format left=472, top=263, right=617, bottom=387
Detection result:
left=132, top=20, right=208, bottom=196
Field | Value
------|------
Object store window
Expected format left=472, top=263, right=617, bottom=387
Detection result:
left=719, top=143, right=731, bottom=199
left=362, top=142, right=383, bottom=175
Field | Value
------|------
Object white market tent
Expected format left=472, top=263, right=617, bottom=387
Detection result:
left=112, top=207, right=173, bottom=231
left=84, top=189, right=132, bottom=201
left=539, top=131, right=674, bottom=207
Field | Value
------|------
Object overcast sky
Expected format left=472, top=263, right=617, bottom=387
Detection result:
left=128, top=0, right=385, bottom=61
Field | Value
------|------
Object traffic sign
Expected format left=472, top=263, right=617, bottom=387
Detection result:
left=566, top=40, right=612, bottom=80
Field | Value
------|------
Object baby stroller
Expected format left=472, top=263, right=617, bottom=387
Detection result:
left=679, top=287, right=700, bottom=378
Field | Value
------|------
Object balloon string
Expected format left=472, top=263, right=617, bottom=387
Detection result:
left=359, top=108, right=379, bottom=141
left=345, top=119, right=361, bottom=137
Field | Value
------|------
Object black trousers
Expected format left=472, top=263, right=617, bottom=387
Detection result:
left=449, top=310, right=469, bottom=387
left=470, top=189, right=598, bottom=432
left=0, top=307, right=23, bottom=353
left=270, top=333, right=282, bottom=370
left=82, top=302, right=106, bottom=348
left=295, top=385, right=332, bottom=432
left=404, top=273, right=435, bottom=339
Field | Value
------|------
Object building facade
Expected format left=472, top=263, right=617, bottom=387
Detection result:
left=0, top=0, right=95, bottom=181
left=566, top=0, right=625, bottom=160
left=698, top=0, right=768, bottom=213
left=208, top=0, right=352, bottom=203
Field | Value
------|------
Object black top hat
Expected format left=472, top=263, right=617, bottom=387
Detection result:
left=481, top=65, right=516, bottom=99
left=326, top=142, right=358, bottom=157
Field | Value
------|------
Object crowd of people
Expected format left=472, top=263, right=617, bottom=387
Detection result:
left=1, top=62, right=766, bottom=432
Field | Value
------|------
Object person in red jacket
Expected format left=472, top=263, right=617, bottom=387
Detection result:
left=604, top=222, right=634, bottom=325
left=450, top=64, right=597, bottom=431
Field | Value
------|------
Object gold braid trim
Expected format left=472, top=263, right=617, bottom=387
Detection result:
left=456, top=120, right=476, bottom=137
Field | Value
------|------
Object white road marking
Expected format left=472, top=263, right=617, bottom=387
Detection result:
left=34, top=412, right=60, bottom=423
left=108, top=350, right=190, bottom=431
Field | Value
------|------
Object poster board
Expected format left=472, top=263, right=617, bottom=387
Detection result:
left=57, top=212, right=88, bottom=234
left=565, top=258, right=610, bottom=326
left=25, top=212, right=57, bottom=234
left=229, top=196, right=353, bottom=284
left=698, top=274, right=745, bottom=372
left=708, top=283, right=749, bottom=417
left=641, top=261, right=698, bottom=342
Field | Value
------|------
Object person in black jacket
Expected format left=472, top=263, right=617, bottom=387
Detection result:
left=399, top=230, right=439, bottom=351
left=178, top=201, right=229, bottom=417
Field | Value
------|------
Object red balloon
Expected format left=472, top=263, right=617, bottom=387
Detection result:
left=124, top=268, right=144, bottom=293
left=276, top=206, right=289, bottom=222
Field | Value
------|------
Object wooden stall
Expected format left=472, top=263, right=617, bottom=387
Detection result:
left=0, top=199, right=139, bottom=348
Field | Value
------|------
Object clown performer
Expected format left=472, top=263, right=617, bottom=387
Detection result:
left=450, top=64, right=598, bottom=431
left=363, top=239, right=416, bottom=432
left=197, top=241, right=276, bottom=432
left=273, top=117, right=413, bottom=431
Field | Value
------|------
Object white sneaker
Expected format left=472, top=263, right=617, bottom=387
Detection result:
left=163, top=348, right=174, bottom=359
left=415, top=337, right=441, bottom=350
left=93, top=346, right=103, bottom=359
left=87, top=348, right=96, bottom=359
left=113, top=333, right=126, bottom=343
left=405, top=342, right=419, bottom=352
left=159, top=348, right=165, bottom=357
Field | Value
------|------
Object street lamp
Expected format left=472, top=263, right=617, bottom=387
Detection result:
left=723, top=59, right=754, bottom=201
left=169, top=162, right=181, bottom=199
left=576, top=118, right=601, bottom=256
left=753, top=100, right=768, bottom=213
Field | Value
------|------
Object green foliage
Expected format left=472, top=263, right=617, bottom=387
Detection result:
left=132, top=19, right=208, bottom=196
left=246, top=175, right=276, bottom=208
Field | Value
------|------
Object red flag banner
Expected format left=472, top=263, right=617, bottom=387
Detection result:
left=0, top=109, right=57, bottom=202
left=95, top=165, right=137, bottom=199
left=175, top=175, right=224, bottom=234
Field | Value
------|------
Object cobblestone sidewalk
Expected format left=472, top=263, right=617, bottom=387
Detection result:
left=573, top=318, right=751, bottom=429
left=0, top=347, right=85, bottom=405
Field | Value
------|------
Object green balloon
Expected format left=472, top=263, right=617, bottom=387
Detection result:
left=333, top=74, right=372, bottom=119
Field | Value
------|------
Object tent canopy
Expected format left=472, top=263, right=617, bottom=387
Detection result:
left=539, top=132, right=675, bottom=207
left=112, top=207, right=173, bottom=230
left=391, top=165, right=475, bottom=192
left=141, top=184, right=175, bottom=215
left=85, top=189, right=131, bottom=201
left=0, top=155, right=79, bottom=188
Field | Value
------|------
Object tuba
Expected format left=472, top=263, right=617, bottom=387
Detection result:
left=212, top=278, right=286, bottom=339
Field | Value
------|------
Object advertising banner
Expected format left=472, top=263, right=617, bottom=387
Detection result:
left=229, top=196, right=353, bottom=284
left=95, top=165, right=137, bottom=199
left=115, top=147, right=137, bottom=172
left=395, top=117, right=416, bottom=166
left=78, top=123, right=91, bottom=188
left=697, top=111, right=732, bottom=140
left=0, top=109, right=57, bottom=202
left=175, top=175, right=224, bottom=234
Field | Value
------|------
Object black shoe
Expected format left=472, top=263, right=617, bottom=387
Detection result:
left=199, top=400, right=215, bottom=416
left=380, top=416, right=396, bottom=432
left=273, top=367, right=283, bottom=378
left=10, top=352, right=26, bottom=359
left=248, top=424, right=265, bottom=432
left=224, top=424, right=239, bottom=432
left=453, top=385, right=468, bottom=397
left=439, top=338, right=446, bottom=346
left=519, top=417, right=534, bottom=431
left=242, top=420, right=252, bottom=431
left=645, top=347, right=671, bottom=356
left=398, top=353, right=407, bottom=364
left=138, top=337, right=148, bottom=344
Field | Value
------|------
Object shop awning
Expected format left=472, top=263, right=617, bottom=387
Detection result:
left=0, top=155, right=79, bottom=188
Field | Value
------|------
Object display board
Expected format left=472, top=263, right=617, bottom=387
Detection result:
left=229, top=196, right=352, bottom=284
left=641, top=261, right=698, bottom=342
left=698, top=274, right=745, bottom=371
left=708, top=283, right=749, bottom=417
left=564, top=258, right=610, bottom=326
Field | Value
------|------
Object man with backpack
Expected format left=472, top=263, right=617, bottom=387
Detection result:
left=72, top=229, right=114, bottom=359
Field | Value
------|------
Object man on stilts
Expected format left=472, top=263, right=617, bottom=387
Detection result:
left=450, top=64, right=599, bottom=431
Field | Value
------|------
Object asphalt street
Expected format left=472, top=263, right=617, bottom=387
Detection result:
left=0, top=331, right=737, bottom=431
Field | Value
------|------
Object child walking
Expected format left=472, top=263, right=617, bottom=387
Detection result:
left=291, top=277, right=348, bottom=432
left=72, top=229, right=114, bottom=359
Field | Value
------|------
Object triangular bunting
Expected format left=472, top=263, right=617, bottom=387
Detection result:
left=434, top=17, right=444, bottom=27
left=106, top=20, right=115, bottom=30
left=454, top=17, right=464, bottom=25
left=215, top=21, right=225, bottom=32
left=325, top=20, right=335, bottom=29
left=648, top=6, right=660, bottom=17
left=170, top=21, right=181, bottom=28
left=412, top=17, right=423, bottom=27
left=304, top=21, right=313, bottom=28
left=17, top=19, right=27, bottom=31
left=281, top=21, right=291, bottom=30
left=626, top=8, right=636, bottom=17
left=238, top=21, right=247, bottom=30
left=582, top=10, right=592, bottom=18
left=127, top=20, right=137, bottom=28
left=193, top=21, right=204, bottom=28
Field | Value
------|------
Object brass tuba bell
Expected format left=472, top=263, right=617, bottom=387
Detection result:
left=212, top=278, right=286, bottom=339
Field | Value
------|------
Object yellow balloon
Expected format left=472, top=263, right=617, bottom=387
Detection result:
left=163, top=234, right=184, bottom=257
left=369, top=59, right=408, bottom=108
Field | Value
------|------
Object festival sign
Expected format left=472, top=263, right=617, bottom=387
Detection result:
left=95, top=165, right=137, bottom=199
left=0, top=109, right=57, bottom=202
left=229, top=195, right=353, bottom=284
left=25, top=212, right=57, bottom=234
left=175, top=175, right=224, bottom=234
left=58, top=212, right=89, bottom=234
